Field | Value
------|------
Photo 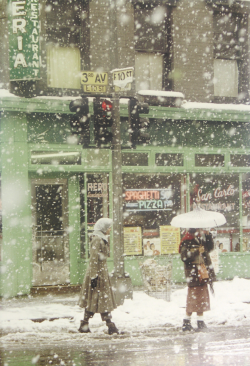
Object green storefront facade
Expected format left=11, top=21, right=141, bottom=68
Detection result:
left=1, top=94, right=250, bottom=298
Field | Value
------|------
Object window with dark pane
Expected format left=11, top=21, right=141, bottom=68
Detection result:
left=122, top=153, right=148, bottom=166
left=195, top=154, right=224, bottom=167
left=231, top=154, right=250, bottom=167
left=36, top=185, right=63, bottom=233
left=134, top=2, right=172, bottom=90
left=45, top=0, right=89, bottom=90
left=155, top=153, right=183, bottom=166
left=134, top=2, right=170, bottom=52
left=213, top=8, right=248, bottom=99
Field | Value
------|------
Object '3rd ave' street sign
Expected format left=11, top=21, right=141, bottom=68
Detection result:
left=8, top=0, right=40, bottom=80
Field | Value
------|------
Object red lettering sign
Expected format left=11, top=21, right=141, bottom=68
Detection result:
left=125, top=190, right=160, bottom=201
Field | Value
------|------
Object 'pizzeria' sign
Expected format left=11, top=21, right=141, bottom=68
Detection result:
left=8, top=0, right=40, bottom=80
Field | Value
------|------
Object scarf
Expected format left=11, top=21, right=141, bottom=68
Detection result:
left=178, top=231, right=196, bottom=253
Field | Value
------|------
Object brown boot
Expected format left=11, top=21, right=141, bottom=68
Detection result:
left=107, top=322, right=119, bottom=335
left=78, top=320, right=91, bottom=333
left=197, top=320, right=207, bottom=331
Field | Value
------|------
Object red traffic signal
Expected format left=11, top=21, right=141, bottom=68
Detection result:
left=101, top=100, right=112, bottom=112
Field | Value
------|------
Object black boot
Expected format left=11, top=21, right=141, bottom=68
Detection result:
left=107, top=322, right=119, bottom=335
left=182, top=319, right=194, bottom=331
left=78, top=320, right=91, bottom=333
left=197, top=320, right=207, bottom=330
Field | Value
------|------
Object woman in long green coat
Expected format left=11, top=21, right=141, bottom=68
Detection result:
left=78, top=218, right=119, bottom=334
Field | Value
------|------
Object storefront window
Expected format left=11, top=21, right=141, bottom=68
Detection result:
left=242, top=173, right=250, bottom=252
left=123, top=174, right=184, bottom=256
left=79, top=174, right=86, bottom=259
left=80, top=173, right=110, bottom=258
left=36, top=185, right=63, bottom=234
left=190, top=173, right=239, bottom=252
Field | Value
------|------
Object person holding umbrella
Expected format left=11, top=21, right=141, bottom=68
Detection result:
left=171, top=205, right=226, bottom=332
left=179, top=228, right=216, bottom=331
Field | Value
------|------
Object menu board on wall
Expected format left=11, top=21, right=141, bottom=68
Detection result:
left=160, top=226, right=180, bottom=254
left=124, top=227, right=142, bottom=256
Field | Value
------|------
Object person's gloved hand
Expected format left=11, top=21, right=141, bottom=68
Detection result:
left=91, top=276, right=98, bottom=289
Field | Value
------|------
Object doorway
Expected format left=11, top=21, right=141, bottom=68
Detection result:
left=31, top=179, right=70, bottom=286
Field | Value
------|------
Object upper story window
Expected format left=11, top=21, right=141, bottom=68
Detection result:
left=134, top=2, right=172, bottom=91
left=45, top=0, right=89, bottom=91
left=135, top=53, right=163, bottom=91
left=47, top=45, right=81, bottom=89
left=213, top=8, right=248, bottom=101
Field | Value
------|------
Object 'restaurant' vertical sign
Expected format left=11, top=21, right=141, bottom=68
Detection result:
left=8, top=0, right=40, bottom=80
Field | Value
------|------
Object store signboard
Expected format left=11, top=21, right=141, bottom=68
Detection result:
left=8, top=0, right=40, bottom=80
left=124, top=227, right=142, bottom=256
left=125, top=188, right=173, bottom=211
left=194, top=184, right=237, bottom=211
left=191, top=175, right=239, bottom=227
left=160, top=226, right=180, bottom=254
left=87, top=182, right=108, bottom=198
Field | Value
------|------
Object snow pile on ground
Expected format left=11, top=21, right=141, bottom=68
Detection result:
left=1, top=277, right=250, bottom=340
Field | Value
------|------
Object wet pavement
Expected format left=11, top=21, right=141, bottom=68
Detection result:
left=1, top=325, right=250, bottom=366
left=1, top=288, right=250, bottom=365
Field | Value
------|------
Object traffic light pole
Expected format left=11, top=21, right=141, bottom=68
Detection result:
left=110, top=95, right=133, bottom=305
left=111, top=96, right=123, bottom=275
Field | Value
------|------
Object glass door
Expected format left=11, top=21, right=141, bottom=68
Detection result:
left=31, top=179, right=69, bottom=286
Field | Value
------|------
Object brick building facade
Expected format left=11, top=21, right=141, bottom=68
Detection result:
left=1, top=0, right=249, bottom=101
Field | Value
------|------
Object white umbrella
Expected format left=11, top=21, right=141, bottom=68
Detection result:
left=170, top=205, right=226, bottom=228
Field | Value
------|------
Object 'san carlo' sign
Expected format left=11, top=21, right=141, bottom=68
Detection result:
left=125, top=188, right=173, bottom=211
left=8, top=0, right=40, bottom=80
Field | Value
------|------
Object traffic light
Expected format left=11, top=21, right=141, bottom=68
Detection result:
left=129, top=98, right=150, bottom=148
left=69, top=97, right=90, bottom=147
left=93, top=98, right=113, bottom=147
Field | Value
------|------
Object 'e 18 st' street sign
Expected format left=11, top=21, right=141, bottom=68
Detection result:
left=8, top=0, right=40, bottom=81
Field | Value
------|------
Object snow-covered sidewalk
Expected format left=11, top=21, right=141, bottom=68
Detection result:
left=1, top=277, right=250, bottom=338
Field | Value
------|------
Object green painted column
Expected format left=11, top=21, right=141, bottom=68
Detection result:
left=239, top=173, right=243, bottom=251
left=1, top=112, right=32, bottom=297
left=68, top=175, right=81, bottom=284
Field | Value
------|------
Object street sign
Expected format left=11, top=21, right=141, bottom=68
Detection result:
left=83, top=85, right=107, bottom=93
left=112, top=67, right=134, bottom=92
left=81, top=71, right=108, bottom=93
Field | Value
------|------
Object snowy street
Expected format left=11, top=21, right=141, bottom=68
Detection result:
left=1, top=278, right=250, bottom=365
left=2, top=325, right=250, bottom=366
